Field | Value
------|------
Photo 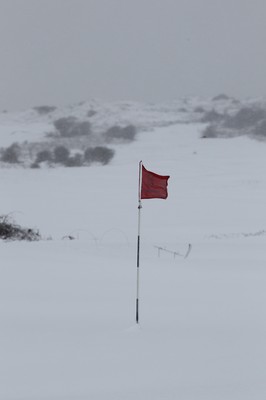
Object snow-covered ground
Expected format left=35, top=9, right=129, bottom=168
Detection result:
left=1, top=115, right=266, bottom=399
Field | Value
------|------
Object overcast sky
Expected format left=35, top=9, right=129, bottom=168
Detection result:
left=0, top=0, right=266, bottom=110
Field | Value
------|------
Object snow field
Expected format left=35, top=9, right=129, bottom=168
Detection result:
left=1, top=123, right=266, bottom=399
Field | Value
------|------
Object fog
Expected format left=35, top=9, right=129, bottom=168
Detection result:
left=0, top=0, right=266, bottom=110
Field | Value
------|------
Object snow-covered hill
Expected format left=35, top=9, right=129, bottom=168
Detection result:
left=2, top=95, right=265, bottom=169
left=0, top=95, right=248, bottom=146
left=1, top=98, right=266, bottom=399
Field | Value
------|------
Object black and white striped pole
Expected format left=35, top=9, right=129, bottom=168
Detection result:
left=136, top=160, right=142, bottom=324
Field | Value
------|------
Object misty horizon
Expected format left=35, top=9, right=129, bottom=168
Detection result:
left=1, top=0, right=266, bottom=111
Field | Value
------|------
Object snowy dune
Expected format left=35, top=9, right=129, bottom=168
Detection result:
left=1, top=121, right=266, bottom=399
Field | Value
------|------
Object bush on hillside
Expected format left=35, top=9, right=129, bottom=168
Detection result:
left=33, top=105, right=57, bottom=115
left=201, top=110, right=225, bottom=123
left=252, top=119, right=266, bottom=138
left=30, top=162, right=41, bottom=169
left=194, top=106, right=205, bottom=113
left=84, top=146, right=115, bottom=165
left=53, top=117, right=92, bottom=137
left=201, top=124, right=221, bottom=138
left=1, top=143, right=21, bottom=163
left=53, top=146, right=70, bottom=164
left=212, top=93, right=231, bottom=101
left=223, top=107, right=266, bottom=129
left=87, top=109, right=97, bottom=117
left=72, top=121, right=92, bottom=136
left=35, top=149, right=53, bottom=163
left=104, top=124, right=137, bottom=143
left=53, top=117, right=76, bottom=137
left=201, top=123, right=245, bottom=139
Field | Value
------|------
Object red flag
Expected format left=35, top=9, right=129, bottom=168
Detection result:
left=141, top=165, right=170, bottom=199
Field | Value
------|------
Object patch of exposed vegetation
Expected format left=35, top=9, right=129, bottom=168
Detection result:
left=84, top=146, right=115, bottom=165
left=103, top=124, right=137, bottom=143
left=201, top=110, right=225, bottom=123
left=201, top=104, right=266, bottom=140
left=33, top=105, right=57, bottom=115
left=29, top=144, right=115, bottom=168
left=87, top=109, right=97, bottom=117
left=212, top=94, right=231, bottom=101
left=1, top=143, right=21, bottom=163
left=0, top=215, right=41, bottom=241
left=53, top=117, right=92, bottom=138
left=223, top=107, right=266, bottom=130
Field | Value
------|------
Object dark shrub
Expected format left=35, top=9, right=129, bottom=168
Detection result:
left=1, top=143, right=21, bottom=163
left=201, top=124, right=221, bottom=138
left=54, top=146, right=70, bottom=164
left=87, top=109, right=97, bottom=117
left=35, top=150, right=53, bottom=163
left=73, top=121, right=92, bottom=136
left=54, top=117, right=77, bottom=137
left=84, top=146, right=115, bottom=165
left=33, top=105, right=57, bottom=115
left=253, top=119, right=266, bottom=138
left=30, top=162, right=40, bottom=169
left=53, top=117, right=91, bottom=137
left=224, top=107, right=266, bottom=129
left=194, top=106, right=205, bottom=113
left=104, top=125, right=120, bottom=140
left=122, top=125, right=137, bottom=141
left=212, top=94, right=230, bottom=101
left=201, top=110, right=225, bottom=123
left=0, top=215, right=41, bottom=241
left=104, top=124, right=137, bottom=143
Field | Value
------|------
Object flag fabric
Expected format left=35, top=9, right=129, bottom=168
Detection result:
left=141, top=165, right=170, bottom=199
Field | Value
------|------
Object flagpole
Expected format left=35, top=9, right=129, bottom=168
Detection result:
left=136, top=160, right=142, bottom=324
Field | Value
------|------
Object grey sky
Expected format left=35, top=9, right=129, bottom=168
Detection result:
left=0, top=0, right=266, bottom=110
